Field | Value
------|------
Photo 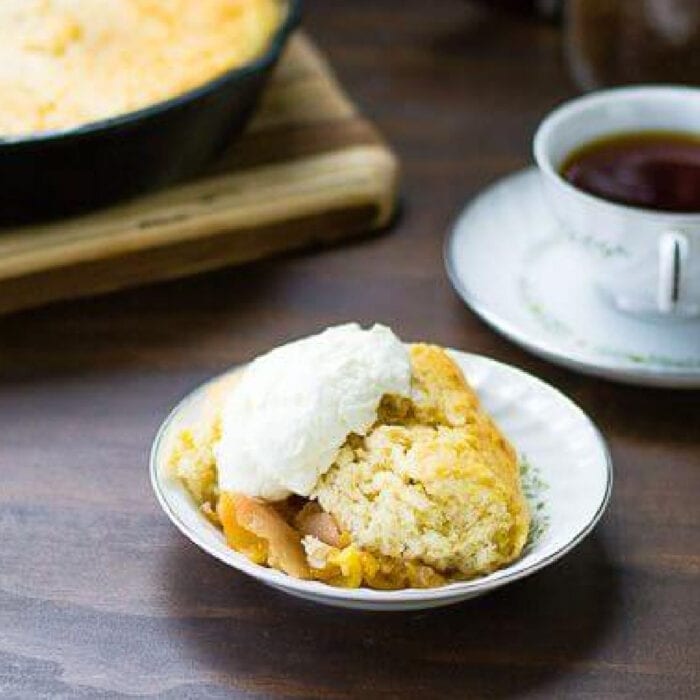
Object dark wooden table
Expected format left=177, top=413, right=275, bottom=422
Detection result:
left=1, top=1, right=698, bottom=697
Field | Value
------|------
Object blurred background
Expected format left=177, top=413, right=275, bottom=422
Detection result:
left=483, top=0, right=700, bottom=88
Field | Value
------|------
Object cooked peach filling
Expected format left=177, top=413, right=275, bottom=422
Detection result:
left=214, top=491, right=446, bottom=589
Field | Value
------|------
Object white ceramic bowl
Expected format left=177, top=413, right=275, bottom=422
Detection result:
left=151, top=351, right=612, bottom=611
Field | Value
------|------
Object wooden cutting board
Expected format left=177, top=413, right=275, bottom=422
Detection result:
left=0, top=34, right=398, bottom=315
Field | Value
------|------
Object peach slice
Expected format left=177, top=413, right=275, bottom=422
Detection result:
left=218, top=492, right=310, bottom=580
left=294, top=502, right=346, bottom=548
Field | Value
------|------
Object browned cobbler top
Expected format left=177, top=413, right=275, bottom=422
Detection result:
left=0, top=0, right=282, bottom=136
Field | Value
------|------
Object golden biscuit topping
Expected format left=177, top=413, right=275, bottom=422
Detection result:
left=0, top=0, right=283, bottom=135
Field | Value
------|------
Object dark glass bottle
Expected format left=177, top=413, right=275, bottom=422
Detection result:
left=567, top=0, right=700, bottom=89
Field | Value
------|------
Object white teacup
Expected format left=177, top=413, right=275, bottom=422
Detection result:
left=534, top=86, right=700, bottom=320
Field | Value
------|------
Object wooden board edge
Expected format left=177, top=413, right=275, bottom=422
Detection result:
left=0, top=202, right=384, bottom=315
left=0, top=145, right=399, bottom=279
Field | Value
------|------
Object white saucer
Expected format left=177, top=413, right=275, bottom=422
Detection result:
left=445, top=168, right=700, bottom=388
left=152, top=351, right=612, bottom=611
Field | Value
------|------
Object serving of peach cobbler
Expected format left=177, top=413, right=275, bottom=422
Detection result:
left=168, top=325, right=530, bottom=590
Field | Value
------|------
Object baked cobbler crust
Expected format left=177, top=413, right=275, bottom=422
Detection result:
left=0, top=0, right=282, bottom=135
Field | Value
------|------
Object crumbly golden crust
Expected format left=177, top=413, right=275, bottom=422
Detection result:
left=0, top=0, right=282, bottom=135
left=313, top=345, right=530, bottom=579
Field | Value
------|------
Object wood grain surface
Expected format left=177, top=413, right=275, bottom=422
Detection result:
left=1, top=1, right=698, bottom=698
left=0, top=35, right=397, bottom=315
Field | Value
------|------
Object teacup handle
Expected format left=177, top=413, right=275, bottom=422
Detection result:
left=657, top=231, right=689, bottom=314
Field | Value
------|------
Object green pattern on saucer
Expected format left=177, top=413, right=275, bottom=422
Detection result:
left=519, top=276, right=700, bottom=370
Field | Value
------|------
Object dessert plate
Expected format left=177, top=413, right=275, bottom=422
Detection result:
left=151, top=351, right=612, bottom=611
left=445, top=168, right=700, bottom=388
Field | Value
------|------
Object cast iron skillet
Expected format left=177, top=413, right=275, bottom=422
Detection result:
left=0, top=0, right=302, bottom=224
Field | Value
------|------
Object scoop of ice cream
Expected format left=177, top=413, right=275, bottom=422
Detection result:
left=214, top=323, right=411, bottom=500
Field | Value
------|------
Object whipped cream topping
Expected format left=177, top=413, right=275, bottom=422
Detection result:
left=215, top=323, right=411, bottom=500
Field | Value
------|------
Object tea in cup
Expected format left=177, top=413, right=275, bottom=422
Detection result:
left=534, top=86, right=700, bottom=319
